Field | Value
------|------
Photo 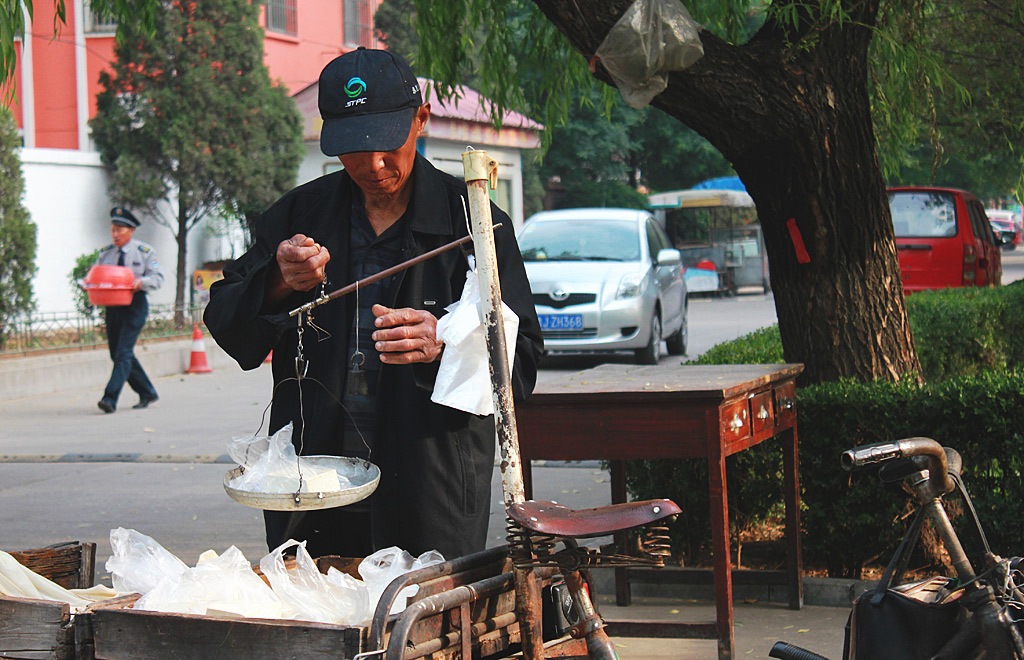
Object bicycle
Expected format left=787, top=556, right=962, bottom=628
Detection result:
left=771, top=437, right=1024, bottom=660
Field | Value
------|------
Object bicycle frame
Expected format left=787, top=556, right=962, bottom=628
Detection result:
left=773, top=438, right=1024, bottom=660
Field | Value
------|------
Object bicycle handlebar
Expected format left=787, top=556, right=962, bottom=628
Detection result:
left=841, top=437, right=954, bottom=496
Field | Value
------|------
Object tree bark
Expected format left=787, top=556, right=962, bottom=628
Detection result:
left=175, top=199, right=188, bottom=326
left=532, top=0, right=921, bottom=385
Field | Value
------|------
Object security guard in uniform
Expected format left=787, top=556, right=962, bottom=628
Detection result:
left=95, top=207, right=163, bottom=413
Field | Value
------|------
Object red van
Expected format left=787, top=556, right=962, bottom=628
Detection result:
left=888, top=186, right=1002, bottom=292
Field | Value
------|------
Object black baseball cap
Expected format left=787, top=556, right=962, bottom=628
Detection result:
left=318, top=47, right=423, bottom=157
left=110, top=207, right=140, bottom=228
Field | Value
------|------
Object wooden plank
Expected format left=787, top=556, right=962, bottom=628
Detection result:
left=8, top=545, right=89, bottom=590
left=604, top=619, right=718, bottom=640
left=517, top=401, right=711, bottom=460
left=0, top=596, right=73, bottom=660
left=523, top=364, right=803, bottom=402
left=623, top=567, right=790, bottom=586
left=89, top=606, right=363, bottom=660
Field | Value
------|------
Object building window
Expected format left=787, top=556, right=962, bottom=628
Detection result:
left=344, top=0, right=371, bottom=46
left=266, top=0, right=297, bottom=36
left=85, top=5, right=117, bottom=34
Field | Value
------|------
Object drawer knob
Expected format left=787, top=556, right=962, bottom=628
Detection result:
left=778, top=397, right=796, bottom=411
left=757, top=405, right=769, bottom=420
left=729, top=414, right=745, bottom=431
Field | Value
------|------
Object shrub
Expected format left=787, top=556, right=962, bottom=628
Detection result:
left=0, top=107, right=37, bottom=347
left=69, top=249, right=102, bottom=318
left=906, top=283, right=1024, bottom=381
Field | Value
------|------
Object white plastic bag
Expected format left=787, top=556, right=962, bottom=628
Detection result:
left=259, top=539, right=369, bottom=625
left=228, top=423, right=348, bottom=494
left=432, top=257, right=519, bottom=416
left=134, top=546, right=283, bottom=618
left=106, top=527, right=189, bottom=596
left=359, top=546, right=445, bottom=617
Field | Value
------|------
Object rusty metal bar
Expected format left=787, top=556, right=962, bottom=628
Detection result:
left=462, top=148, right=545, bottom=660
left=368, top=545, right=509, bottom=650
left=384, top=573, right=514, bottom=660
left=287, top=226, right=501, bottom=318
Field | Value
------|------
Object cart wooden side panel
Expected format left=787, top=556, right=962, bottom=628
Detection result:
left=87, top=605, right=363, bottom=660
left=0, top=596, right=74, bottom=660
left=1, top=542, right=95, bottom=660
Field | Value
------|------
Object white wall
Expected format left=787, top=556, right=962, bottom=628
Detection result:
left=20, top=148, right=217, bottom=313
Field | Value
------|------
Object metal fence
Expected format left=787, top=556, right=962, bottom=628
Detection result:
left=0, top=305, right=206, bottom=356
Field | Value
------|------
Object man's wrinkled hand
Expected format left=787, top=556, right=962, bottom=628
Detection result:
left=371, top=304, right=443, bottom=364
left=273, top=234, right=330, bottom=294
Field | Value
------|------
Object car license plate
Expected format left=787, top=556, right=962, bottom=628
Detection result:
left=539, top=314, right=583, bottom=331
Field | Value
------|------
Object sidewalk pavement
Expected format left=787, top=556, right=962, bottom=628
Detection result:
left=0, top=346, right=854, bottom=660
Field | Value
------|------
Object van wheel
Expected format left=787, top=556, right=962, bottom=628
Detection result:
left=636, top=315, right=662, bottom=365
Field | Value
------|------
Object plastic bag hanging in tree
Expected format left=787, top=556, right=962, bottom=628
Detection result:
left=594, top=0, right=704, bottom=109
left=431, top=256, right=519, bottom=416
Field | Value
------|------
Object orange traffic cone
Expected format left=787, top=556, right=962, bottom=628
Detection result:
left=186, top=324, right=212, bottom=374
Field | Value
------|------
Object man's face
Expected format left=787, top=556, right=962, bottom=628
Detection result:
left=338, top=104, right=430, bottom=198
left=110, top=223, right=134, bottom=248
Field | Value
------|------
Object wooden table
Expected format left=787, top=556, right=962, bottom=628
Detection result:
left=515, top=363, right=804, bottom=660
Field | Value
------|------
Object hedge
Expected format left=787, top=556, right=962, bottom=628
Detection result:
left=624, top=282, right=1024, bottom=577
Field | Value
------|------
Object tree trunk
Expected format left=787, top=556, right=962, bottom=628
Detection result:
left=175, top=200, right=189, bottom=327
left=532, top=0, right=921, bottom=385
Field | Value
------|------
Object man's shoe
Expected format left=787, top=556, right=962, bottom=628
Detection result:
left=97, top=399, right=116, bottom=413
left=133, top=396, right=158, bottom=409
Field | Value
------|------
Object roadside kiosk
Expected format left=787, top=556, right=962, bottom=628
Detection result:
left=649, top=187, right=770, bottom=296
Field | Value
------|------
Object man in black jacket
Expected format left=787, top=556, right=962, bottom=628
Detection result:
left=204, top=48, right=541, bottom=560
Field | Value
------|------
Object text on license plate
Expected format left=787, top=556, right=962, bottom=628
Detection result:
left=539, top=314, right=583, bottom=331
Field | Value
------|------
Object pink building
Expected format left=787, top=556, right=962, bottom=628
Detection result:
left=8, top=0, right=383, bottom=149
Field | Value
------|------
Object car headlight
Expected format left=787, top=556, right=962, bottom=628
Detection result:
left=616, top=272, right=647, bottom=299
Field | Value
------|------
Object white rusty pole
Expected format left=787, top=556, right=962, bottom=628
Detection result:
left=462, top=148, right=544, bottom=660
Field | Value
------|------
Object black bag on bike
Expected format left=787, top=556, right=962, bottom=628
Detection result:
left=843, top=508, right=965, bottom=660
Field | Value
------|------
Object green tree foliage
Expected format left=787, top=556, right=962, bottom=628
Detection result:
left=89, top=0, right=304, bottom=316
left=0, top=106, right=37, bottom=346
left=374, top=0, right=420, bottom=66
left=881, top=0, right=1024, bottom=199
left=68, top=249, right=101, bottom=318
left=539, top=88, right=734, bottom=207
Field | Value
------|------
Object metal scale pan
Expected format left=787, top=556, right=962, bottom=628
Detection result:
left=223, top=456, right=380, bottom=511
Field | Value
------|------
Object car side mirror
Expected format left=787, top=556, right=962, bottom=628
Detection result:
left=656, top=249, right=682, bottom=266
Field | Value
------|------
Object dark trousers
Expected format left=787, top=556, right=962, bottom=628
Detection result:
left=103, top=292, right=158, bottom=404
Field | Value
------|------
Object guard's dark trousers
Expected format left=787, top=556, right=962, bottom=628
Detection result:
left=102, top=292, right=158, bottom=405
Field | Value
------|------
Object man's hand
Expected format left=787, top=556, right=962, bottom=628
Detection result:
left=268, top=235, right=331, bottom=303
left=371, top=304, right=443, bottom=364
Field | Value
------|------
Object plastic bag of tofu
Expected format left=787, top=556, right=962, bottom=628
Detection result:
left=227, top=423, right=350, bottom=494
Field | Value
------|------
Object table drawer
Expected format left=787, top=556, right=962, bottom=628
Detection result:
left=750, top=390, right=775, bottom=435
left=774, top=380, right=797, bottom=425
left=721, top=399, right=750, bottom=442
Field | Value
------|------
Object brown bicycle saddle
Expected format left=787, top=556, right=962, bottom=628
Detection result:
left=507, top=499, right=681, bottom=539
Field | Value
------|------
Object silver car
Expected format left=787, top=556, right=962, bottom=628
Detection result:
left=518, top=208, right=688, bottom=364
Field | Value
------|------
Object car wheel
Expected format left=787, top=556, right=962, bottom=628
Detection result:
left=636, top=314, right=662, bottom=365
left=666, top=303, right=687, bottom=356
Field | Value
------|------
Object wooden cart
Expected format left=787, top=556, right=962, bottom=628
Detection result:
left=77, top=546, right=583, bottom=660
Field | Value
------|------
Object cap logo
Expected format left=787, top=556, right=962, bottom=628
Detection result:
left=345, top=77, right=366, bottom=98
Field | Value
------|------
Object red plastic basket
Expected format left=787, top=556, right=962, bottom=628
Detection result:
left=83, top=265, right=135, bottom=306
